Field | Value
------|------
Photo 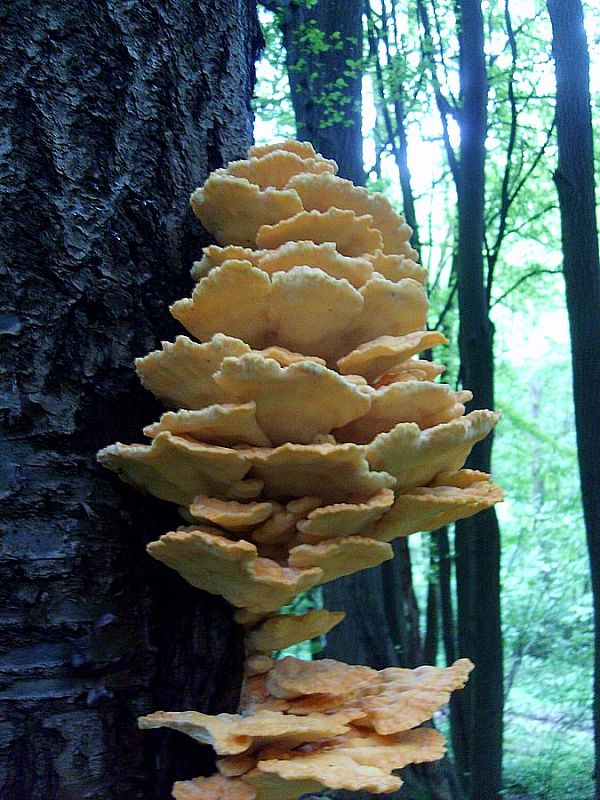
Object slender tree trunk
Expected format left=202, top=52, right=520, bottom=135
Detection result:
left=424, top=541, right=440, bottom=666
left=0, top=3, right=261, bottom=798
left=266, top=0, right=365, bottom=185
left=547, top=2, right=600, bottom=796
left=384, top=540, right=424, bottom=669
left=452, top=2, right=503, bottom=798
left=436, top=528, right=456, bottom=665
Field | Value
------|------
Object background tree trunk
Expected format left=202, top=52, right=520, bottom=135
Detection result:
left=547, top=2, right=600, bottom=796
left=268, top=0, right=365, bottom=185
left=0, top=3, right=261, bottom=798
left=452, top=2, right=503, bottom=797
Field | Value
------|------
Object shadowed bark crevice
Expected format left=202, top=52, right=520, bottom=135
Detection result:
left=0, top=3, right=261, bottom=797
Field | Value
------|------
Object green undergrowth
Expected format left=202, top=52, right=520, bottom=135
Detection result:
left=501, top=655, right=594, bottom=800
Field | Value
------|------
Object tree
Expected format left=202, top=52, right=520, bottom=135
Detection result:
left=253, top=0, right=598, bottom=794
left=261, top=3, right=464, bottom=798
left=0, top=3, right=261, bottom=798
left=452, top=3, right=503, bottom=796
left=414, top=2, right=503, bottom=795
left=547, top=1, right=600, bottom=795
left=264, top=0, right=365, bottom=185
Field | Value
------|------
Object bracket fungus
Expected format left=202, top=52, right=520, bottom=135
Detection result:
left=141, top=649, right=473, bottom=799
left=98, top=140, right=503, bottom=799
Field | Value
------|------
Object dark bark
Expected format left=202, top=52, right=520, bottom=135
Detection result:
left=323, top=541, right=422, bottom=670
left=324, top=570, right=404, bottom=668
left=437, top=527, right=457, bottom=667
left=267, top=0, right=365, bottom=185
left=452, top=2, right=503, bottom=797
left=547, top=2, right=600, bottom=796
left=424, top=543, right=440, bottom=666
left=382, top=540, right=424, bottom=669
left=0, top=2, right=261, bottom=798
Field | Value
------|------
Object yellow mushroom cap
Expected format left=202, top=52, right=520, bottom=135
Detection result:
left=172, top=775, right=255, bottom=800
left=257, top=240, right=373, bottom=288
left=371, top=470, right=504, bottom=541
left=144, top=404, right=272, bottom=448
left=265, top=657, right=377, bottom=699
left=246, top=610, right=346, bottom=654
left=288, top=536, right=393, bottom=585
left=147, top=528, right=322, bottom=614
left=248, top=140, right=326, bottom=161
left=190, top=174, right=302, bottom=248
left=257, top=208, right=383, bottom=257
left=287, top=171, right=416, bottom=258
left=139, top=708, right=352, bottom=756
left=243, top=441, right=395, bottom=503
left=296, top=488, right=395, bottom=541
left=367, top=409, right=501, bottom=490
left=224, top=150, right=335, bottom=190
left=367, top=250, right=427, bottom=283
left=335, top=382, right=472, bottom=444
left=244, top=727, right=445, bottom=798
left=97, top=432, right=258, bottom=506
left=337, top=330, right=448, bottom=381
left=213, top=352, right=372, bottom=446
left=171, top=260, right=272, bottom=346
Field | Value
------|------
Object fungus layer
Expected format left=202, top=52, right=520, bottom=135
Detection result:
left=142, top=653, right=473, bottom=800
left=98, top=140, right=503, bottom=800
left=101, top=140, right=502, bottom=611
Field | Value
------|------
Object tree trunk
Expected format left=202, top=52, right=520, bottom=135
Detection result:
left=452, top=2, right=503, bottom=798
left=436, top=528, right=457, bottom=666
left=547, top=2, right=600, bottom=796
left=0, top=3, right=261, bottom=798
left=269, top=0, right=365, bottom=185
left=424, top=543, right=440, bottom=666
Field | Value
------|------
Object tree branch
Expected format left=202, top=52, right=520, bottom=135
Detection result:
left=508, top=117, right=556, bottom=207
left=491, top=268, right=562, bottom=308
left=416, top=0, right=460, bottom=185
left=434, top=275, right=459, bottom=329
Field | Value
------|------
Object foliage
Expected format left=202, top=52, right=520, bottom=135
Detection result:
left=503, top=701, right=593, bottom=800
left=253, top=11, right=296, bottom=140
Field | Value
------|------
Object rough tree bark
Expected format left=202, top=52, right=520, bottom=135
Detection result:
left=452, top=1, right=503, bottom=797
left=547, top=2, right=600, bottom=796
left=0, top=3, right=261, bottom=798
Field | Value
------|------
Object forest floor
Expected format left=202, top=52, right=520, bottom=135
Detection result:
left=502, top=698, right=593, bottom=799
left=432, top=673, right=594, bottom=800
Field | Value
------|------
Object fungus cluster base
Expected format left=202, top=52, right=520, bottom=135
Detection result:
left=142, top=620, right=473, bottom=799
left=98, top=140, right=502, bottom=799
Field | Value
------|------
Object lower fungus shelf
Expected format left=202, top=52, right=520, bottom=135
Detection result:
left=141, top=652, right=473, bottom=800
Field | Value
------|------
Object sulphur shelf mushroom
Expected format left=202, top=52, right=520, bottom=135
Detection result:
left=141, top=641, right=474, bottom=799
left=98, top=140, right=503, bottom=799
